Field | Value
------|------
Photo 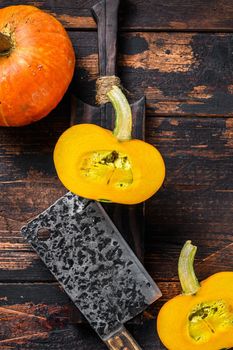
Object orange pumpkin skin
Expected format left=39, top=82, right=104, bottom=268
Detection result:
left=0, top=5, right=75, bottom=126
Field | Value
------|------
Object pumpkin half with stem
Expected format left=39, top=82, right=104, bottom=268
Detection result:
left=54, top=86, right=165, bottom=204
left=157, top=240, right=233, bottom=350
left=0, top=5, right=75, bottom=126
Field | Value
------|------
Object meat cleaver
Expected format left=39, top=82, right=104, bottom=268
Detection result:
left=21, top=192, right=161, bottom=349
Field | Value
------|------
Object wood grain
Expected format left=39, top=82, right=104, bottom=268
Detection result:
left=1, top=0, right=233, bottom=349
left=1, top=41, right=233, bottom=346
left=1, top=0, right=233, bottom=31
left=0, top=281, right=179, bottom=320
left=0, top=20, right=232, bottom=116
left=68, top=31, right=233, bottom=116
left=0, top=115, right=232, bottom=284
left=0, top=281, right=179, bottom=350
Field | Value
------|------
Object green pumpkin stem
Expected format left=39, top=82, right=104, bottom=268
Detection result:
left=107, top=86, right=132, bottom=141
left=0, top=32, right=12, bottom=56
left=178, top=240, right=200, bottom=295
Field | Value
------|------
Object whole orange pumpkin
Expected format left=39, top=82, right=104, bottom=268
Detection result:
left=0, top=5, right=75, bottom=126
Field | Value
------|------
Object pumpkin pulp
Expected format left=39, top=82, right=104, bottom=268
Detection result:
left=54, top=86, right=165, bottom=204
left=157, top=241, right=233, bottom=350
left=79, top=150, right=133, bottom=189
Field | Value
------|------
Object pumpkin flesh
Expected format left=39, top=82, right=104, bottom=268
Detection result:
left=54, top=123, right=165, bottom=204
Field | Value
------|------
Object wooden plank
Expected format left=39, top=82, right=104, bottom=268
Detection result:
left=0, top=281, right=179, bottom=349
left=0, top=30, right=232, bottom=116
left=0, top=115, right=232, bottom=282
left=0, top=320, right=166, bottom=350
left=146, top=116, right=233, bottom=280
left=2, top=282, right=231, bottom=349
left=0, top=100, right=69, bottom=222
left=68, top=31, right=233, bottom=117
left=0, top=326, right=106, bottom=350
left=1, top=0, right=233, bottom=31
left=0, top=282, right=180, bottom=317
left=1, top=281, right=233, bottom=348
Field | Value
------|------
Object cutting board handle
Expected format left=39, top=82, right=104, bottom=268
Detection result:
left=105, top=327, right=142, bottom=350
left=92, top=0, right=120, bottom=76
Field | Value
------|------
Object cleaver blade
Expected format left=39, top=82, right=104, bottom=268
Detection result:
left=21, top=192, right=161, bottom=349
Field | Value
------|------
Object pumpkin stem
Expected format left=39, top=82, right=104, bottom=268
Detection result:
left=0, top=32, right=12, bottom=56
left=178, top=240, right=200, bottom=295
left=107, top=86, right=132, bottom=141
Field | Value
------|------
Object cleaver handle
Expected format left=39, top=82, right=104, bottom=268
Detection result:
left=105, top=327, right=142, bottom=350
left=92, top=0, right=120, bottom=76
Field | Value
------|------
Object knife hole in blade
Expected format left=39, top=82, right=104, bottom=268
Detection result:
left=37, top=228, right=51, bottom=241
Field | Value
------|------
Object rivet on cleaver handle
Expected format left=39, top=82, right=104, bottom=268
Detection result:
left=21, top=193, right=161, bottom=348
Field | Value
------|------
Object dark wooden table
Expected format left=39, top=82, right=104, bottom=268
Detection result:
left=1, top=1, right=233, bottom=349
